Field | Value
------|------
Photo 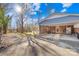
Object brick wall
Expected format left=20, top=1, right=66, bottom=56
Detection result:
left=39, top=25, right=74, bottom=34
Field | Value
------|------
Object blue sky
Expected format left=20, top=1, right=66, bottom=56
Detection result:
left=27, top=3, right=79, bottom=20
left=34, top=3, right=79, bottom=17
left=7, top=3, right=79, bottom=28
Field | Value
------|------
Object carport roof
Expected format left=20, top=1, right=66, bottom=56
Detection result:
left=39, top=15, right=79, bottom=26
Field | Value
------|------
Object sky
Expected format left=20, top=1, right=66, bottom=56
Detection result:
left=6, top=3, right=79, bottom=28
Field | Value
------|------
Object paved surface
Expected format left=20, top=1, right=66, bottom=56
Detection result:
left=0, top=33, right=79, bottom=56
left=39, top=34, right=79, bottom=53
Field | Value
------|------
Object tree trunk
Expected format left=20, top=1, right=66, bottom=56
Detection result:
left=0, top=26, right=2, bottom=44
left=20, top=14, right=24, bottom=33
left=3, top=25, right=7, bottom=34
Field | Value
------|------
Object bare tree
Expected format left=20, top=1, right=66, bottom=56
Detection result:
left=15, top=4, right=29, bottom=33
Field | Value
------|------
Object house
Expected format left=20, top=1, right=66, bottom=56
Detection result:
left=39, top=13, right=79, bottom=34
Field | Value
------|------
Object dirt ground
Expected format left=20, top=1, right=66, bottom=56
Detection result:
left=0, top=33, right=79, bottom=56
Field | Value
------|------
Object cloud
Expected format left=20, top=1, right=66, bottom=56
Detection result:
left=41, top=16, right=45, bottom=19
left=51, top=9, right=55, bottom=13
left=61, top=3, right=72, bottom=13
left=32, top=3, right=40, bottom=6
left=33, top=18, right=38, bottom=22
left=62, top=3, right=72, bottom=8
left=61, top=8, right=66, bottom=12
left=32, top=3, right=41, bottom=11
left=29, top=3, right=41, bottom=15
left=31, top=12, right=37, bottom=15
left=35, top=5, right=40, bottom=11
left=31, top=8, right=34, bottom=12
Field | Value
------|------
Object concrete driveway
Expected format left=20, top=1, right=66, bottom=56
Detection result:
left=39, top=34, right=79, bottom=53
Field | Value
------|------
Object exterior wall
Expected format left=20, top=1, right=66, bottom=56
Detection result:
left=74, top=23, right=79, bottom=33
left=55, top=26, right=66, bottom=34
left=50, top=26, right=55, bottom=33
left=39, top=25, right=74, bottom=34
left=39, top=26, right=53, bottom=34
left=74, top=28, right=79, bottom=33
